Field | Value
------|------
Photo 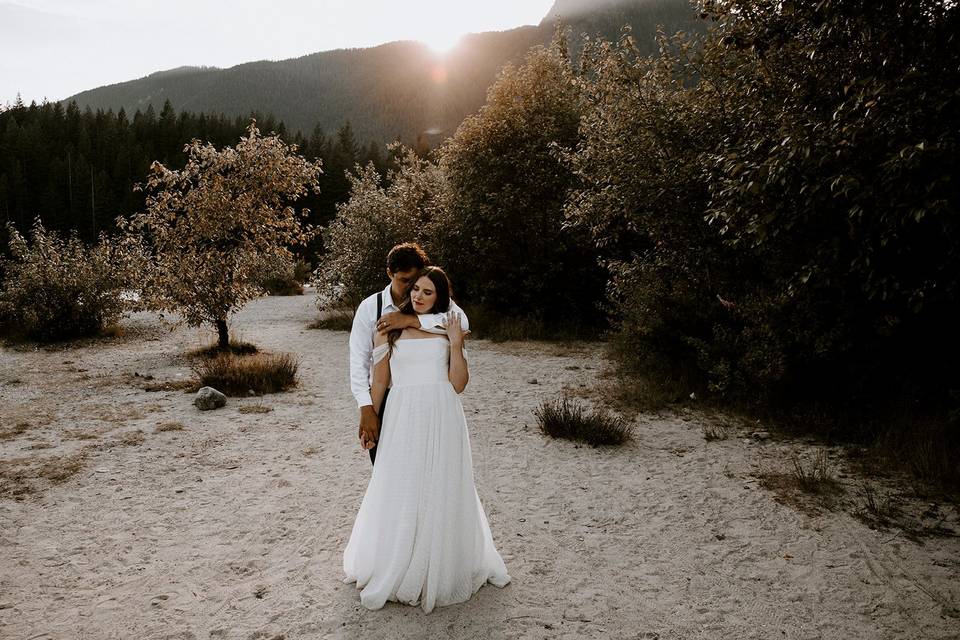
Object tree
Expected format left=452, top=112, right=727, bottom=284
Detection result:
left=314, top=144, right=444, bottom=310
left=569, top=0, right=960, bottom=411
left=437, top=31, right=606, bottom=327
left=121, top=121, right=322, bottom=349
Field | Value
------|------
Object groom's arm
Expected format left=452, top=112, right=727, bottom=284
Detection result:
left=376, top=303, right=469, bottom=335
left=350, top=297, right=381, bottom=449
left=349, top=298, right=376, bottom=408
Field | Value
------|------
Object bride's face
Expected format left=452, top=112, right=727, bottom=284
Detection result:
left=410, top=275, right=437, bottom=314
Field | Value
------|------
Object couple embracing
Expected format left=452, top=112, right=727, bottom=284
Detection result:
left=341, top=243, right=512, bottom=614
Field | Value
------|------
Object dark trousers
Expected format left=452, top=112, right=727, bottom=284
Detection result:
left=369, top=388, right=389, bottom=465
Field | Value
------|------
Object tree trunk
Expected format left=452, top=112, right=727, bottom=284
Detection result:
left=216, top=318, right=229, bottom=350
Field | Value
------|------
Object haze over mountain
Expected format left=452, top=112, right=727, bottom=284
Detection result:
left=64, top=0, right=700, bottom=143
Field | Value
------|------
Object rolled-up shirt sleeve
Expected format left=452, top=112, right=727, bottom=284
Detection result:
left=349, top=298, right=375, bottom=408
left=417, top=301, right=470, bottom=334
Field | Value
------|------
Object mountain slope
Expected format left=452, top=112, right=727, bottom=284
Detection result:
left=65, top=0, right=700, bottom=142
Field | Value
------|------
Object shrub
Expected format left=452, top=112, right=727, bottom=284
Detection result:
left=0, top=218, right=142, bottom=342
left=255, top=254, right=309, bottom=296
left=191, top=351, right=299, bottom=396
left=308, top=308, right=354, bottom=332
left=790, top=450, right=837, bottom=494
left=534, top=396, right=633, bottom=446
left=313, top=145, right=443, bottom=311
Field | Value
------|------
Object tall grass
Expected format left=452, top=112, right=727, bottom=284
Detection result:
left=191, top=352, right=299, bottom=396
left=534, top=396, right=633, bottom=446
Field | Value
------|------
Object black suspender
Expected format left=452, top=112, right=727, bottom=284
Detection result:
left=376, top=291, right=383, bottom=321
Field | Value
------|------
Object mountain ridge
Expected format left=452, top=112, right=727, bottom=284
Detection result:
left=64, top=0, right=700, bottom=142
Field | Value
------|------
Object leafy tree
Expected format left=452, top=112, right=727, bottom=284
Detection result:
left=314, top=144, right=444, bottom=310
left=437, top=32, right=606, bottom=328
left=121, top=121, right=322, bottom=348
left=569, top=0, right=960, bottom=412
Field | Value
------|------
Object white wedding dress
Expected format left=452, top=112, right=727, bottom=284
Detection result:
left=342, top=337, right=511, bottom=613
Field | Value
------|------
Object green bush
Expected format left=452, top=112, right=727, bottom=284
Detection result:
left=0, top=219, right=142, bottom=342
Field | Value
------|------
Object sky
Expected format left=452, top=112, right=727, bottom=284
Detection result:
left=0, top=0, right=556, bottom=105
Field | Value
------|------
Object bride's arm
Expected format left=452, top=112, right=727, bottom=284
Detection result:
left=371, top=333, right=391, bottom=415
left=447, top=311, right=469, bottom=393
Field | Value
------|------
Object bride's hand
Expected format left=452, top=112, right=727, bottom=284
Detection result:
left=445, top=310, right=466, bottom=346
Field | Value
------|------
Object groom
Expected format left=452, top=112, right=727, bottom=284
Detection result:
left=349, top=243, right=469, bottom=464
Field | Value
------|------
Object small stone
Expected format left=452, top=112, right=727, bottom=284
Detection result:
left=527, top=378, right=539, bottom=385
left=752, top=430, right=771, bottom=441
left=194, top=386, right=227, bottom=411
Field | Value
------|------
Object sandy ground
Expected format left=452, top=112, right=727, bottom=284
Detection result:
left=1, top=291, right=958, bottom=640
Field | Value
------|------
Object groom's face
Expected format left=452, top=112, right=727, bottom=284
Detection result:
left=387, top=268, right=419, bottom=301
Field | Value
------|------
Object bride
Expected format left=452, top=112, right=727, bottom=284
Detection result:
left=342, top=266, right=512, bottom=613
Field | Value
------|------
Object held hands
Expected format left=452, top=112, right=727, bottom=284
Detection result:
left=359, top=406, right=380, bottom=450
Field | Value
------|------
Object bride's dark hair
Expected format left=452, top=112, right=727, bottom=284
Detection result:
left=387, top=266, right=453, bottom=350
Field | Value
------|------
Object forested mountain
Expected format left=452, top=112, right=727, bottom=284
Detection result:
left=64, top=0, right=700, bottom=142
left=0, top=0, right=700, bottom=246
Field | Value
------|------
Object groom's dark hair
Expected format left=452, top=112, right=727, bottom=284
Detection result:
left=386, top=243, right=430, bottom=273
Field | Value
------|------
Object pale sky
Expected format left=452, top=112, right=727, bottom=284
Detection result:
left=0, top=0, right=556, bottom=105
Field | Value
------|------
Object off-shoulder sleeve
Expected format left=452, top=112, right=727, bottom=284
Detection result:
left=372, top=343, right=390, bottom=365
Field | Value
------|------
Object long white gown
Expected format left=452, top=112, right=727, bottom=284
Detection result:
left=342, top=337, right=511, bottom=613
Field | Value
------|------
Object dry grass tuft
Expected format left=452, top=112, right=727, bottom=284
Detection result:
left=189, top=339, right=259, bottom=359
left=755, top=450, right=843, bottom=516
left=0, top=450, right=88, bottom=500
left=791, top=449, right=839, bottom=493
left=192, top=351, right=299, bottom=396
left=308, top=309, right=354, bottom=332
left=0, top=421, right=32, bottom=440
left=239, top=404, right=273, bottom=414
left=534, top=396, right=633, bottom=446
left=37, top=451, right=87, bottom=483
left=101, top=324, right=125, bottom=338
left=702, top=423, right=729, bottom=441
left=116, top=430, right=146, bottom=446
left=857, top=482, right=900, bottom=527
left=64, top=429, right=100, bottom=440
left=142, top=379, right=199, bottom=393
left=155, top=421, right=186, bottom=433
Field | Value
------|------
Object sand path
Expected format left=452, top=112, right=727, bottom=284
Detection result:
left=1, top=293, right=958, bottom=639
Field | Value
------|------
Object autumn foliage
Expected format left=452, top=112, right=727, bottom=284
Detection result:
left=0, top=218, right=143, bottom=341
left=121, top=122, right=322, bottom=348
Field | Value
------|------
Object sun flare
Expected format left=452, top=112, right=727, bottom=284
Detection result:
left=419, top=31, right=464, bottom=55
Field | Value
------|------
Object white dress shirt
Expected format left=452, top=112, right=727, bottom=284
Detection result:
left=349, top=282, right=470, bottom=408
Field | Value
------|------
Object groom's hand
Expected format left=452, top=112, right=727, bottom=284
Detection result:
left=359, top=405, right=380, bottom=449
left=376, top=311, right=418, bottom=334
